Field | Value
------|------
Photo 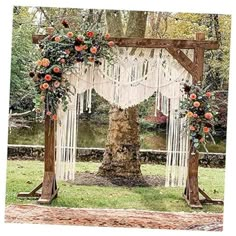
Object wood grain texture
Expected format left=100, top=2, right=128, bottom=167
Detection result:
left=32, top=34, right=219, bottom=49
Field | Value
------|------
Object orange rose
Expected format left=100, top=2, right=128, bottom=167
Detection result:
left=53, top=66, right=60, bottom=73
left=83, top=45, right=88, bottom=50
left=86, top=31, right=94, bottom=38
left=67, top=32, right=74, bottom=38
left=203, top=127, right=210, bottom=133
left=193, top=101, right=200, bottom=108
left=42, top=83, right=49, bottom=89
left=190, top=93, right=197, bottom=100
left=187, top=111, right=193, bottom=118
left=108, top=41, right=115, bottom=47
left=52, top=114, right=58, bottom=121
left=37, top=60, right=42, bottom=66
left=40, top=84, right=45, bottom=90
left=90, top=46, right=97, bottom=54
left=55, top=36, right=60, bottom=42
left=41, top=58, right=50, bottom=67
left=75, top=46, right=84, bottom=51
left=44, top=74, right=52, bottom=81
left=204, top=112, right=213, bottom=119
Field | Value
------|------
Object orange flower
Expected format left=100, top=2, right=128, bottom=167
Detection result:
left=37, top=60, right=42, bottom=66
left=187, top=111, right=193, bottom=118
left=44, top=74, right=52, bottom=81
left=40, top=84, right=45, bottom=90
left=55, top=36, right=60, bottom=42
left=41, top=58, right=50, bottom=67
left=42, top=83, right=49, bottom=89
left=206, top=92, right=211, bottom=98
left=86, top=31, right=94, bottom=38
left=67, top=32, right=74, bottom=38
left=203, top=127, right=210, bottom=133
left=204, top=112, right=213, bottom=119
left=53, top=66, right=60, bottom=73
left=105, top=33, right=111, bottom=40
left=190, top=93, right=197, bottom=100
left=88, top=57, right=95, bottom=62
left=46, top=111, right=52, bottom=116
left=190, top=126, right=196, bottom=131
left=75, top=46, right=84, bottom=51
left=90, top=46, right=97, bottom=54
left=193, top=101, right=200, bottom=107
left=52, top=114, right=58, bottom=121
left=108, top=41, right=115, bottom=47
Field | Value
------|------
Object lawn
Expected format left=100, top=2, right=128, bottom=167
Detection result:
left=5, top=160, right=225, bottom=213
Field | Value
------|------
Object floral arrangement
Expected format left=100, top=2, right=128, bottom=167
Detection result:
left=29, top=20, right=116, bottom=121
left=179, top=82, right=219, bottom=151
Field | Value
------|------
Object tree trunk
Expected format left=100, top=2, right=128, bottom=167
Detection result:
left=97, top=11, right=147, bottom=178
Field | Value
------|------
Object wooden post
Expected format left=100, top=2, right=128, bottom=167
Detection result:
left=37, top=116, right=58, bottom=204
left=184, top=33, right=205, bottom=208
left=17, top=115, right=58, bottom=202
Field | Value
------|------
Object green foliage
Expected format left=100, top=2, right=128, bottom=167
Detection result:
left=32, top=19, right=116, bottom=119
left=180, top=83, right=219, bottom=151
left=10, top=7, right=40, bottom=112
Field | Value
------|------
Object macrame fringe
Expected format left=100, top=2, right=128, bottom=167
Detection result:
left=55, top=48, right=193, bottom=187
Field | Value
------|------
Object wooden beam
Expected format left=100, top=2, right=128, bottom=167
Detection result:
left=166, top=48, right=195, bottom=76
left=32, top=34, right=219, bottom=49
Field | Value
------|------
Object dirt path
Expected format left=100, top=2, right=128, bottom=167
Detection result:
left=5, top=204, right=223, bottom=231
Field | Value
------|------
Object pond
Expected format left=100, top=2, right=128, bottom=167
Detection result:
left=8, top=120, right=226, bottom=152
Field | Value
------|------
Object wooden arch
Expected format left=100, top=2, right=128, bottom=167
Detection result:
left=18, top=32, right=223, bottom=208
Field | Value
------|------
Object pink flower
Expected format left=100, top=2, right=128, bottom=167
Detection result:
left=90, top=46, right=97, bottom=54
left=190, top=93, right=197, bottom=100
left=204, top=112, right=213, bottom=119
left=108, top=41, right=115, bottom=47
left=193, top=113, right=198, bottom=118
left=55, top=36, right=60, bottom=42
left=190, top=126, right=196, bottom=131
left=67, top=32, right=74, bottom=38
left=46, top=111, right=52, bottom=116
left=193, top=101, right=200, bottom=108
left=54, top=81, right=60, bottom=88
left=206, top=92, right=211, bottom=98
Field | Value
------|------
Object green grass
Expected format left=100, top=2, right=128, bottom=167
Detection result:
left=5, top=160, right=225, bottom=213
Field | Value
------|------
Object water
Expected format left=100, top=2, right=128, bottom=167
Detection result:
left=8, top=121, right=225, bottom=152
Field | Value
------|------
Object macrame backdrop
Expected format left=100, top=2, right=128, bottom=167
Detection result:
left=55, top=47, right=193, bottom=186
